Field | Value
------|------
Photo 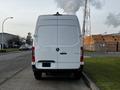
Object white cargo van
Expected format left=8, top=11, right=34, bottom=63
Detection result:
left=32, top=12, right=84, bottom=80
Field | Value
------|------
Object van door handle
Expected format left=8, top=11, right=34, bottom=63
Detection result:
left=60, top=52, right=67, bottom=55
left=56, top=48, right=60, bottom=52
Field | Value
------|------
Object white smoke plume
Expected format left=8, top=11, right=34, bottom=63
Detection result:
left=106, top=13, right=120, bottom=28
left=55, top=0, right=84, bottom=14
left=90, top=0, right=104, bottom=9
left=55, top=0, right=104, bottom=14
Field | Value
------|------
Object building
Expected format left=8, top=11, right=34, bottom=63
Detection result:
left=0, top=33, right=18, bottom=48
left=84, top=34, right=120, bottom=52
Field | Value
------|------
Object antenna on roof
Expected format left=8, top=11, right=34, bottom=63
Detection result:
left=54, top=12, right=62, bottom=16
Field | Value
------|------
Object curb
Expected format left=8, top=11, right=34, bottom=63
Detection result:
left=82, top=72, right=100, bottom=90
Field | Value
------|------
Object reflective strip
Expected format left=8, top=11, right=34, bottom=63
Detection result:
left=80, top=62, right=84, bottom=65
left=31, top=62, right=35, bottom=65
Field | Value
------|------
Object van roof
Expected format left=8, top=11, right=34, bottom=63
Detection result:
left=36, top=14, right=80, bottom=26
left=38, top=14, right=78, bottom=20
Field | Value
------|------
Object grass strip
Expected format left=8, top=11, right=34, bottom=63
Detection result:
left=85, top=57, right=120, bottom=90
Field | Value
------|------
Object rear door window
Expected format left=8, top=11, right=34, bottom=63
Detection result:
left=38, top=26, right=57, bottom=46
left=58, top=26, right=79, bottom=46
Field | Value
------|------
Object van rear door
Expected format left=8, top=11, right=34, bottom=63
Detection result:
left=57, top=19, right=80, bottom=69
left=35, top=18, right=58, bottom=69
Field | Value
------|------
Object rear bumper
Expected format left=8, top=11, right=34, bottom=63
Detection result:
left=32, top=65, right=84, bottom=73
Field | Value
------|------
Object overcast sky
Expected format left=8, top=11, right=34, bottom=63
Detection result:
left=0, top=0, right=120, bottom=37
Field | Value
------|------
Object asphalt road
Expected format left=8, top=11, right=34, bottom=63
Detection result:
left=0, top=51, right=90, bottom=90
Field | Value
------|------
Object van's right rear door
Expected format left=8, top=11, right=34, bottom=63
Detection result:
left=57, top=17, right=81, bottom=69
left=57, top=26, right=80, bottom=69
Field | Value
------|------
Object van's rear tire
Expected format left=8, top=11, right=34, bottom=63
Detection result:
left=34, top=71, right=42, bottom=80
left=74, top=71, right=82, bottom=79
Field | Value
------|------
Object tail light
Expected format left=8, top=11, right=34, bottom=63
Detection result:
left=80, top=47, right=84, bottom=65
left=32, top=46, right=35, bottom=62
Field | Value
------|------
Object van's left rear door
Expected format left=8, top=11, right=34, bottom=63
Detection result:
left=35, top=17, right=58, bottom=69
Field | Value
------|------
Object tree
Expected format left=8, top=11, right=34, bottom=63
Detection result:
left=7, top=36, right=22, bottom=48
left=26, top=32, right=33, bottom=45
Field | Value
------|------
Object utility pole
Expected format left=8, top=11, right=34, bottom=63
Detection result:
left=82, top=0, right=88, bottom=38
left=82, top=0, right=91, bottom=50
left=82, top=0, right=88, bottom=48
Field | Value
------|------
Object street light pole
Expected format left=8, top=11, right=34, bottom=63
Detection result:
left=1, top=17, right=13, bottom=50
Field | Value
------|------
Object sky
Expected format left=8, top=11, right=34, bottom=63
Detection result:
left=0, top=0, right=120, bottom=37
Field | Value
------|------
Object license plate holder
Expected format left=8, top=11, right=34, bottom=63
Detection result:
left=42, top=62, right=51, bottom=67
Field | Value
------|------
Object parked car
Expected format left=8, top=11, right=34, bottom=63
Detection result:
left=19, top=44, right=32, bottom=50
